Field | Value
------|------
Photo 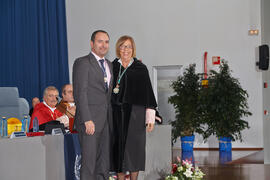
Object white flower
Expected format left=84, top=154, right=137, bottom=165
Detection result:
left=177, top=166, right=183, bottom=172
left=185, top=163, right=193, bottom=170
left=165, top=175, right=178, bottom=180
left=183, top=169, right=193, bottom=178
left=193, top=167, right=205, bottom=179
left=109, top=177, right=114, bottom=180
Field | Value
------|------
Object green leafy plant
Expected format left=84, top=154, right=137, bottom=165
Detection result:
left=168, top=64, right=205, bottom=142
left=202, top=61, right=252, bottom=141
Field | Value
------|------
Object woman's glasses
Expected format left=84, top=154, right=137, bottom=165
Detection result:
left=120, top=45, right=132, bottom=50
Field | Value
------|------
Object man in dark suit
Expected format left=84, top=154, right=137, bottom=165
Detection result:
left=72, top=30, right=113, bottom=180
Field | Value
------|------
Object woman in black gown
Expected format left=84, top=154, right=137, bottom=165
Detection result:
left=111, top=35, right=157, bottom=180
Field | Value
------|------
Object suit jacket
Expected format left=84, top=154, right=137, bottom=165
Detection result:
left=72, top=53, right=113, bottom=133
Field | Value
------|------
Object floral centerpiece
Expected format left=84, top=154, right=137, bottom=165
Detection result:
left=109, top=176, right=117, bottom=180
left=165, top=158, right=205, bottom=180
left=109, top=174, right=130, bottom=180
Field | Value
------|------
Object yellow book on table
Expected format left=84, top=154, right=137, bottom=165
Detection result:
left=7, top=117, right=22, bottom=136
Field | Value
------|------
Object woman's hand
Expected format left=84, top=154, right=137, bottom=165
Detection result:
left=146, top=123, right=154, bottom=132
left=145, top=108, right=155, bottom=132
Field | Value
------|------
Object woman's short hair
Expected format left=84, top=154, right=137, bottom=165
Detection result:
left=115, top=35, right=136, bottom=58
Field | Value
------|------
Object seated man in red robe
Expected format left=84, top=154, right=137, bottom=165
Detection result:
left=30, top=86, right=64, bottom=130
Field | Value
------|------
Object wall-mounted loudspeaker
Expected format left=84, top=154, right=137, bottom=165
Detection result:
left=257, top=44, right=269, bottom=70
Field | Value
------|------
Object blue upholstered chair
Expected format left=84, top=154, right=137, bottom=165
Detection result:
left=0, top=87, right=29, bottom=120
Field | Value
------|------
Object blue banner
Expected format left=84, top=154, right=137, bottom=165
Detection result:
left=64, top=133, right=81, bottom=180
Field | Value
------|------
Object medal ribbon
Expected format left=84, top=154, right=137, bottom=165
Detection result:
left=117, top=60, right=133, bottom=85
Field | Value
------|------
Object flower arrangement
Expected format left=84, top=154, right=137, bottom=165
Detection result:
left=165, top=158, right=205, bottom=180
left=109, top=174, right=130, bottom=180
left=109, top=176, right=117, bottom=180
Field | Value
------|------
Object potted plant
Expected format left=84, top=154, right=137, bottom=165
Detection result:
left=168, top=64, right=205, bottom=151
left=202, top=61, right=252, bottom=151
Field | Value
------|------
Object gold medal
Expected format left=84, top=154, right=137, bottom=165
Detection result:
left=104, top=77, right=107, bottom=83
left=114, top=60, right=134, bottom=95
left=113, top=84, right=120, bottom=94
left=113, top=87, right=119, bottom=94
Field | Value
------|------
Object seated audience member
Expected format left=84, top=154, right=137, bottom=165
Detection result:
left=29, top=97, right=40, bottom=117
left=30, top=86, right=64, bottom=130
left=56, top=84, right=76, bottom=130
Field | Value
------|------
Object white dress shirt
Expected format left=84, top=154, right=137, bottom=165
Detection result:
left=91, top=52, right=111, bottom=87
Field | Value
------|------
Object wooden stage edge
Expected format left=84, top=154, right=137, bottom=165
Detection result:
left=173, top=147, right=264, bottom=151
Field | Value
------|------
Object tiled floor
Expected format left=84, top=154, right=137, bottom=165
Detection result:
left=172, top=149, right=270, bottom=180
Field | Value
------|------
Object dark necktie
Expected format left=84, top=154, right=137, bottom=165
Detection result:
left=99, top=59, right=108, bottom=92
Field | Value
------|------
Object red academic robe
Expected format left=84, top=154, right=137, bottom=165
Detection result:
left=30, top=102, right=63, bottom=130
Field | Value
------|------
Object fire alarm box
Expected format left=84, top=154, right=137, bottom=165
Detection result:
left=201, top=79, right=208, bottom=87
left=212, top=56, right=221, bottom=65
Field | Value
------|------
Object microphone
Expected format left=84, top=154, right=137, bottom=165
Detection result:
left=56, top=96, right=61, bottom=104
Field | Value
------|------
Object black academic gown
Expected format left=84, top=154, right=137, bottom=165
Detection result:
left=111, top=58, right=157, bottom=172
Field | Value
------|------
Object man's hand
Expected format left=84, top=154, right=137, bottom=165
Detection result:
left=85, top=120, right=95, bottom=135
left=56, top=115, right=69, bottom=127
left=146, top=123, right=154, bottom=132
left=67, top=106, right=76, bottom=118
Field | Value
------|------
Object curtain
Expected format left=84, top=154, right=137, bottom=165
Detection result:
left=0, top=0, right=69, bottom=105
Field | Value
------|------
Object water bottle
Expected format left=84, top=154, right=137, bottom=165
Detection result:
left=0, top=117, right=3, bottom=137
left=33, top=117, right=39, bottom=132
left=21, top=116, right=28, bottom=132
left=2, top=117, right=7, bottom=137
left=26, top=116, right=30, bottom=133
left=25, top=116, right=29, bottom=133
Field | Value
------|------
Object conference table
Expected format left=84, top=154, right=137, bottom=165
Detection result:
left=0, top=125, right=171, bottom=180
